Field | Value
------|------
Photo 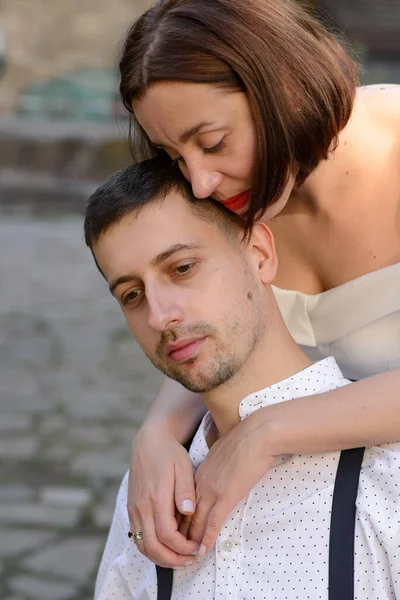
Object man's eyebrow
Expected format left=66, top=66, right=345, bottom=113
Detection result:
left=109, top=243, right=202, bottom=295
left=109, top=275, right=136, bottom=296
left=153, top=122, right=215, bottom=149
left=152, top=243, right=202, bottom=266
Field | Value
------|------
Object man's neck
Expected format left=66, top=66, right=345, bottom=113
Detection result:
left=203, top=305, right=313, bottom=439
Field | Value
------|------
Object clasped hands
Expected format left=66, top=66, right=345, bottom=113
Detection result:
left=128, top=413, right=276, bottom=568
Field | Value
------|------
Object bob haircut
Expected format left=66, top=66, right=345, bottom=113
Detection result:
left=119, top=0, right=359, bottom=227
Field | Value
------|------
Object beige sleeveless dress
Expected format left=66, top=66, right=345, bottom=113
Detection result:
left=273, top=262, right=400, bottom=381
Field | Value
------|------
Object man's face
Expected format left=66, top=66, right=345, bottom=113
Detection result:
left=93, top=192, right=267, bottom=394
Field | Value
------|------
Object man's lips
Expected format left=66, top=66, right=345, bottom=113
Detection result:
left=167, top=338, right=206, bottom=363
left=219, top=190, right=250, bottom=212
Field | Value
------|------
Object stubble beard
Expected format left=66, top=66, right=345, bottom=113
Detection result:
left=146, top=322, right=242, bottom=393
left=151, top=351, right=242, bottom=394
left=146, top=298, right=266, bottom=394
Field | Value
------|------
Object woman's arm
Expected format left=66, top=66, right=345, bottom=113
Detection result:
left=142, top=375, right=207, bottom=444
left=127, top=376, right=207, bottom=567
left=188, top=369, right=400, bottom=553
left=266, top=369, right=400, bottom=454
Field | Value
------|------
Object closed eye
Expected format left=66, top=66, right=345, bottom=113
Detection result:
left=203, top=136, right=226, bottom=155
left=170, top=135, right=226, bottom=165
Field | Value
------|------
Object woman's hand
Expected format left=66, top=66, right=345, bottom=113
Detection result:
left=127, top=421, right=200, bottom=568
left=187, top=412, right=276, bottom=554
left=129, top=368, right=400, bottom=562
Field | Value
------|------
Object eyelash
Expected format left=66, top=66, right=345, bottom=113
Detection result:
left=173, top=262, right=195, bottom=276
left=172, top=136, right=226, bottom=165
left=203, top=136, right=226, bottom=155
left=122, top=289, right=142, bottom=306
left=120, top=263, right=196, bottom=307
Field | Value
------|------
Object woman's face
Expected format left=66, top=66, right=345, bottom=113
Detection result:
left=133, top=82, right=256, bottom=212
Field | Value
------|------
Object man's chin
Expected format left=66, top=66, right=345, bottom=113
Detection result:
left=159, top=362, right=215, bottom=394
left=165, top=369, right=213, bottom=394
left=165, top=363, right=236, bottom=394
left=149, top=353, right=238, bottom=394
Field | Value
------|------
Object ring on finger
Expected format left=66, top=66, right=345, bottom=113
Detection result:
left=128, top=530, right=144, bottom=541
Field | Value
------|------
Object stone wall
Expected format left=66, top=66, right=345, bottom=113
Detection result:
left=0, top=117, right=132, bottom=212
left=0, top=0, right=152, bottom=112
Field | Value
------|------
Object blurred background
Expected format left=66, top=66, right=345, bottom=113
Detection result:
left=0, top=1, right=399, bottom=599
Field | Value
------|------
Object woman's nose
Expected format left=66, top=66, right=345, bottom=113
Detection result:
left=189, top=168, right=223, bottom=199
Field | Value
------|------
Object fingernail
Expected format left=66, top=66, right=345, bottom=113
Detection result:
left=175, top=566, right=185, bottom=571
left=181, top=499, right=194, bottom=513
left=184, top=561, right=193, bottom=566
left=198, top=544, right=207, bottom=556
left=191, top=550, right=199, bottom=556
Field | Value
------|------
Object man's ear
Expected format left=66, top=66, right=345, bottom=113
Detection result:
left=247, top=223, right=278, bottom=284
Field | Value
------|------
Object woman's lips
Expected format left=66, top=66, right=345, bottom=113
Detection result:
left=220, top=190, right=250, bottom=212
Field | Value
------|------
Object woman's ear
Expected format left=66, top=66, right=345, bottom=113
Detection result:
left=247, top=223, right=278, bottom=284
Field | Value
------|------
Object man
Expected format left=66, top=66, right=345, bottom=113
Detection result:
left=85, top=157, right=400, bottom=599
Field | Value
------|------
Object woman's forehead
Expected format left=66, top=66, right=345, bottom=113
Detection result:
left=133, top=82, right=247, bottom=142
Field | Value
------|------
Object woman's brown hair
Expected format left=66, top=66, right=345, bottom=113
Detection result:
left=119, top=0, right=358, bottom=226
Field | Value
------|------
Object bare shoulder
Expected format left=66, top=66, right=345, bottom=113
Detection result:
left=358, top=83, right=400, bottom=100
left=360, top=85, right=400, bottom=228
left=358, top=84, right=400, bottom=127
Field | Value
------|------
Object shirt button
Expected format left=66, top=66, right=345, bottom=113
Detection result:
left=221, top=539, right=234, bottom=552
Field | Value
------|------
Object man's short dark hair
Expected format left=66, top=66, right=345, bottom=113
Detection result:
left=84, top=156, right=244, bottom=250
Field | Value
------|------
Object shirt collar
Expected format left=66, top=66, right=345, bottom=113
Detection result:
left=190, top=356, right=346, bottom=469
left=239, top=356, right=345, bottom=419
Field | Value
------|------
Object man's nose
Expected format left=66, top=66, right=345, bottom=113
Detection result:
left=189, top=166, right=223, bottom=199
left=146, top=288, right=183, bottom=333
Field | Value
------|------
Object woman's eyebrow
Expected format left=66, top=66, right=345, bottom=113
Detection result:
left=152, top=122, right=216, bottom=149
left=179, top=121, right=215, bottom=144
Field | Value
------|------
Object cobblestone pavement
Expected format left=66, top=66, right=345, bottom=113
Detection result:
left=0, top=214, right=162, bottom=599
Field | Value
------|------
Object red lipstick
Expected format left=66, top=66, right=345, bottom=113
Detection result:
left=220, top=190, right=250, bottom=213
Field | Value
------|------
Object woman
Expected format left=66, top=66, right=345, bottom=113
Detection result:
left=118, top=0, right=400, bottom=569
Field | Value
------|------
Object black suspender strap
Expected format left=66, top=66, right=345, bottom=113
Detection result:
left=328, top=447, right=365, bottom=600
left=156, top=565, right=174, bottom=600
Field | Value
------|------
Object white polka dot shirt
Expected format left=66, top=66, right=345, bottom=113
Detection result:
left=95, top=357, right=400, bottom=599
